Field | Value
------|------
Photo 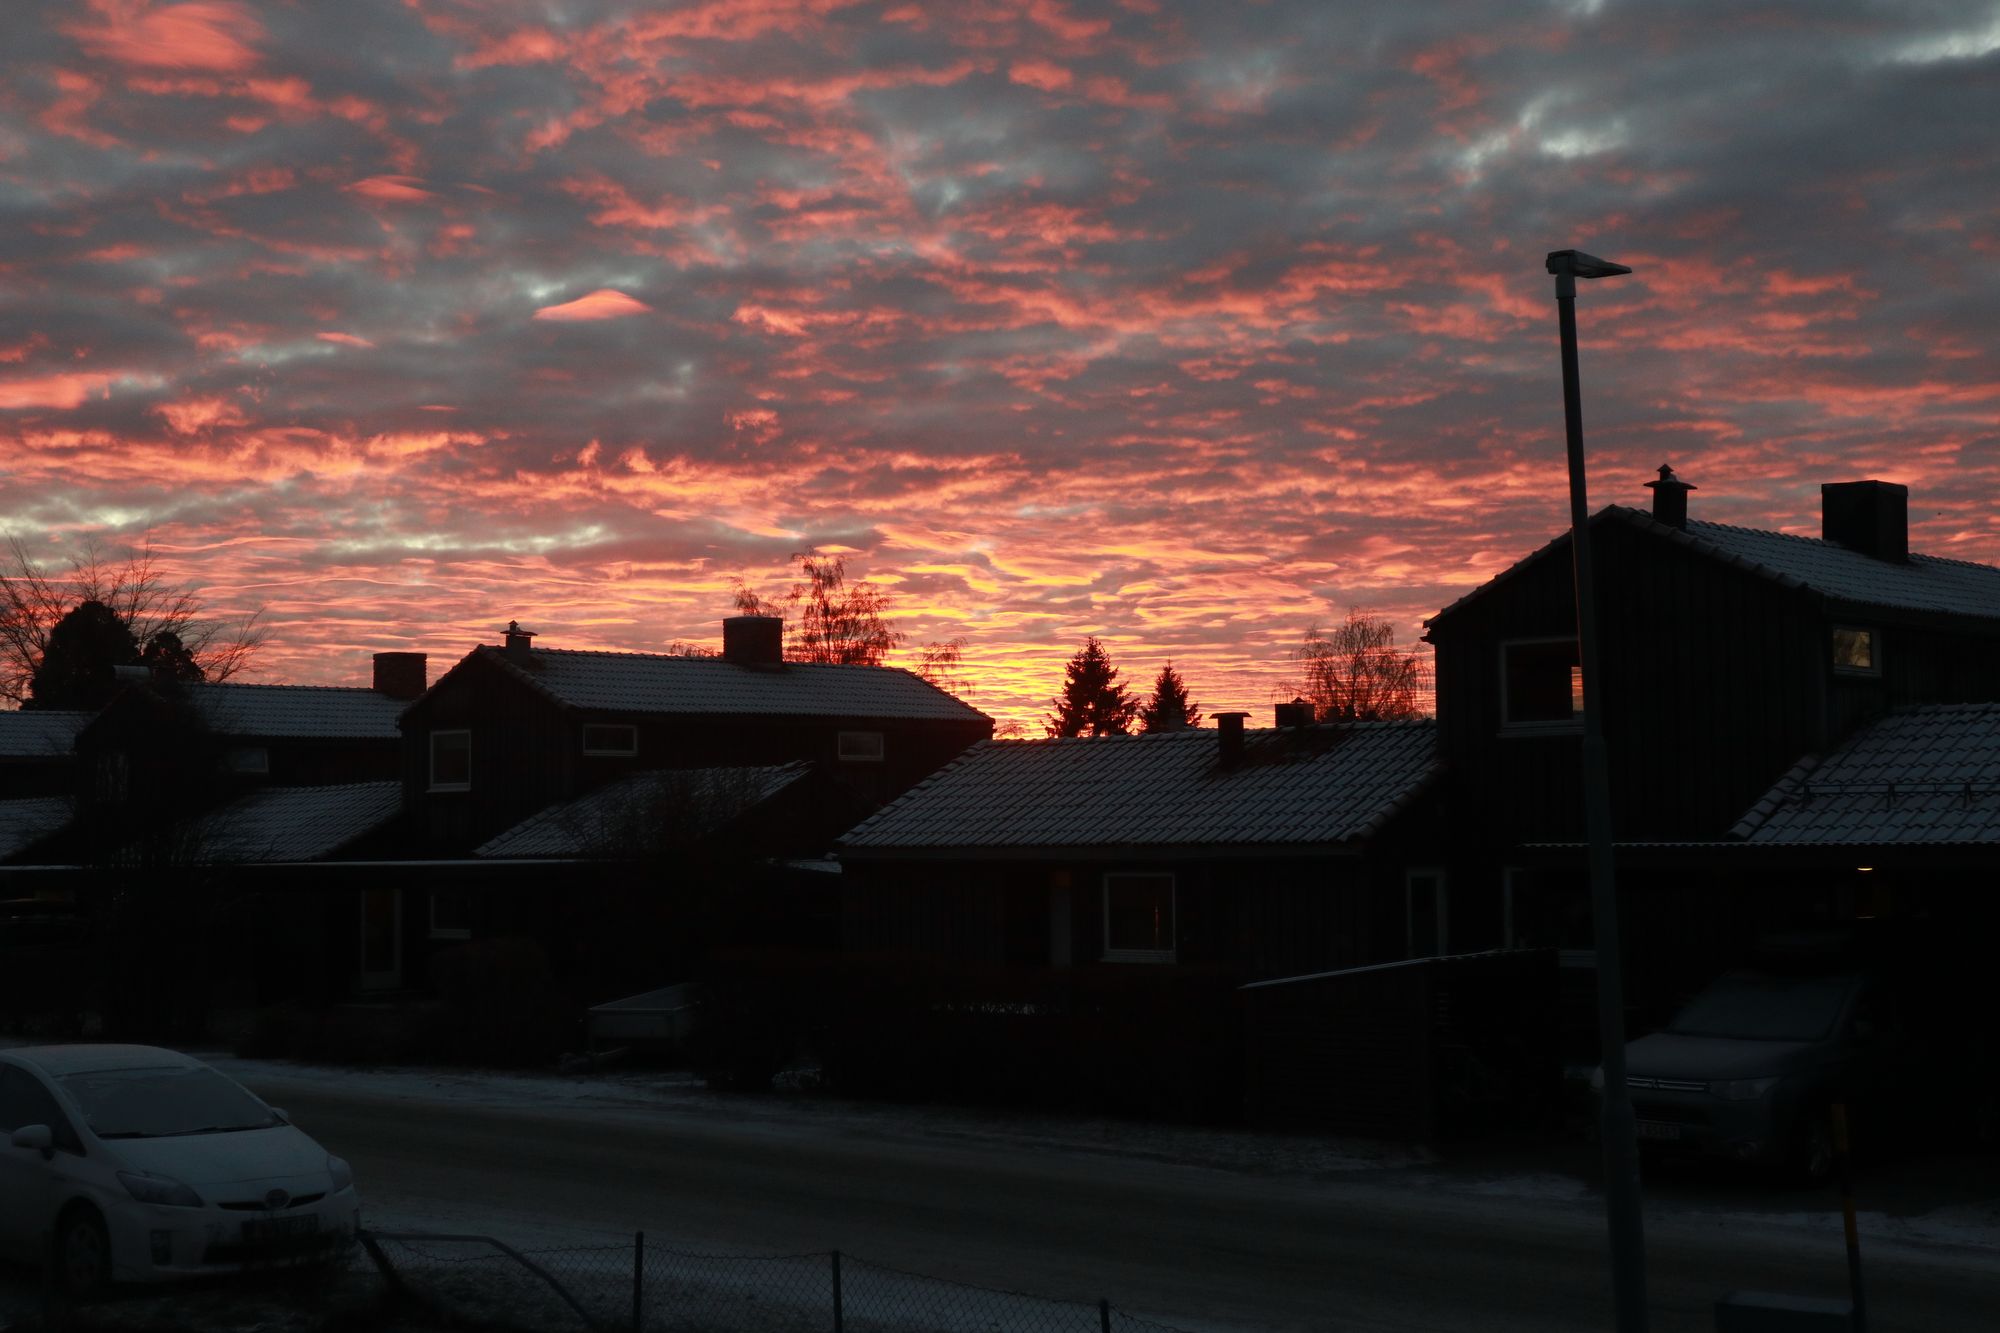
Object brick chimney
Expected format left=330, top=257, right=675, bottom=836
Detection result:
left=1215, top=712, right=1248, bottom=768
left=1644, top=464, right=1696, bottom=530
left=503, top=620, right=537, bottom=664
left=1821, top=480, right=1908, bottom=563
left=1273, top=698, right=1315, bottom=727
left=372, top=651, right=427, bottom=699
left=722, top=615, right=784, bottom=666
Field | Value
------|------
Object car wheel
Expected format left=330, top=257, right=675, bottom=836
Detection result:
left=54, top=1205, right=112, bottom=1300
left=1788, top=1110, right=1836, bottom=1186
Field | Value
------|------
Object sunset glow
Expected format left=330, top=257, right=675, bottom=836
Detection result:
left=3, top=1, right=1996, bottom=731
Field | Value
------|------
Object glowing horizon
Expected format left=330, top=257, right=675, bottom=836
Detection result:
left=4, top=1, right=1996, bottom=734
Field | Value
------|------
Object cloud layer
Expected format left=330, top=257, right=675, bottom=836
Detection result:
left=4, top=0, right=1997, bottom=728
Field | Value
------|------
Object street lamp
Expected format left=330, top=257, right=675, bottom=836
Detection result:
left=1546, top=247, right=1647, bottom=1333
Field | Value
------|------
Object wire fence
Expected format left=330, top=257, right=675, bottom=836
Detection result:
left=0, top=1229, right=1207, bottom=1333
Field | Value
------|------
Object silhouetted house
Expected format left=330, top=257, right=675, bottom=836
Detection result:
left=0, top=709, right=89, bottom=798
left=400, top=618, right=991, bottom=855
left=1423, top=470, right=2000, bottom=1039
left=837, top=713, right=1447, bottom=979
left=0, top=798, right=70, bottom=866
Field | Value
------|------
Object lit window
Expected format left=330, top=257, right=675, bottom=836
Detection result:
left=1502, top=639, right=1583, bottom=728
left=582, top=724, right=637, bottom=756
left=837, top=731, right=885, bottom=763
left=1832, top=627, right=1877, bottom=674
left=429, top=730, right=470, bottom=790
left=1103, top=873, right=1175, bottom=962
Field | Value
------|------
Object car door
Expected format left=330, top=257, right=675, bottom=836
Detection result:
left=0, top=1065, right=62, bottom=1260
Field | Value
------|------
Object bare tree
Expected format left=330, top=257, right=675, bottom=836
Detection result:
left=733, top=551, right=903, bottom=666
left=914, top=637, right=969, bottom=695
left=0, top=537, right=264, bottom=707
left=1291, top=610, right=1427, bottom=722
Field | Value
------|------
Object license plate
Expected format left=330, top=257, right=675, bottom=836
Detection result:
left=243, top=1214, right=319, bottom=1243
left=1635, top=1121, right=1681, bottom=1142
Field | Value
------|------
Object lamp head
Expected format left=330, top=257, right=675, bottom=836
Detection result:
left=1546, top=249, right=1632, bottom=279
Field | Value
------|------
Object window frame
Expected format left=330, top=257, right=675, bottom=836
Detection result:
left=428, top=889, right=472, bottom=941
left=428, top=729, right=471, bottom=792
left=1498, top=636, right=1585, bottom=734
left=1831, top=625, right=1881, bottom=677
left=1101, top=871, right=1176, bottom=964
left=581, top=723, right=638, bottom=757
left=837, top=730, right=886, bottom=763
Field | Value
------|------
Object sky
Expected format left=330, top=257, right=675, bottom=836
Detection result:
left=2, top=0, right=1996, bottom=732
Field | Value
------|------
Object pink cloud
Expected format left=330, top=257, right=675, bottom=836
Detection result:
left=68, top=1, right=264, bottom=73
left=316, top=332, right=374, bottom=348
left=347, top=176, right=436, bottom=202
left=1010, top=59, right=1074, bottom=92
left=0, top=372, right=114, bottom=410
left=533, top=290, right=653, bottom=322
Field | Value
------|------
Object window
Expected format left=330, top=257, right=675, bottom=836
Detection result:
left=1502, top=638, right=1583, bottom=729
left=838, top=730, right=885, bottom=763
left=1102, top=873, right=1175, bottom=962
left=1832, top=626, right=1878, bottom=674
left=1406, top=869, right=1447, bottom=958
left=0, top=1066, right=81, bottom=1153
left=223, top=746, right=269, bottom=775
left=430, top=889, right=472, bottom=940
left=582, top=724, right=637, bottom=756
left=429, top=730, right=470, bottom=790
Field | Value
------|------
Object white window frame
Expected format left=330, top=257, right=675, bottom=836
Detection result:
left=1831, top=625, right=1881, bottom=677
left=581, top=723, right=638, bottom=756
left=837, top=730, right=885, bottom=763
left=1499, top=636, right=1584, bottom=735
left=429, top=729, right=471, bottom=791
left=1405, top=867, right=1448, bottom=959
left=1101, top=872, right=1176, bottom=963
left=428, top=889, right=472, bottom=941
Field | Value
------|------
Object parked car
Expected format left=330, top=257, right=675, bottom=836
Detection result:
left=1593, top=969, right=1908, bottom=1183
left=0, top=1045, right=360, bottom=1296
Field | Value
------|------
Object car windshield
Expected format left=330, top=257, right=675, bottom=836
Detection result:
left=1667, top=977, right=1855, bottom=1042
left=58, top=1065, right=281, bottom=1139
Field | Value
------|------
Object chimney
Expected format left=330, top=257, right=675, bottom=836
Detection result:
left=1821, top=480, right=1908, bottom=563
left=372, top=651, right=427, bottom=700
left=1273, top=698, right=1315, bottom=728
left=1644, top=463, right=1696, bottom=530
left=1215, top=712, right=1248, bottom=768
left=722, top=615, right=784, bottom=667
left=503, top=620, right=537, bottom=664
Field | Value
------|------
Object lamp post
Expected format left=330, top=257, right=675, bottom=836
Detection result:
left=1546, top=247, right=1647, bottom=1333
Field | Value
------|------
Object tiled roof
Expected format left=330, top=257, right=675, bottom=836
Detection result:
left=182, top=683, right=404, bottom=740
left=839, top=721, right=1438, bottom=856
left=0, top=798, right=70, bottom=862
left=1428, top=506, right=2000, bottom=627
left=0, top=710, right=90, bottom=759
left=472, top=647, right=988, bottom=723
left=476, top=762, right=813, bottom=858
left=196, top=782, right=402, bottom=862
left=1732, top=704, right=2000, bottom=846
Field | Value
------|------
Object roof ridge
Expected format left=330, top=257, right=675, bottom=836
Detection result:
left=1682, top=514, right=2000, bottom=574
left=193, top=681, right=389, bottom=695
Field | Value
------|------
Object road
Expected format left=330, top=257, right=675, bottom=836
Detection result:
left=222, top=1066, right=2000, bottom=1333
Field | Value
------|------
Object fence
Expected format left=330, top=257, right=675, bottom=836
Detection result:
left=0, top=1231, right=1204, bottom=1333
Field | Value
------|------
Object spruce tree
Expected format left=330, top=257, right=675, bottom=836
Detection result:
left=1138, top=661, right=1202, bottom=732
left=1043, top=636, right=1138, bottom=737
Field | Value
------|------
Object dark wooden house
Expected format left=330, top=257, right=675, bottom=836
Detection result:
left=399, top=617, right=992, bottom=856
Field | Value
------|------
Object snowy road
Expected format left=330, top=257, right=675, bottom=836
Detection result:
left=194, top=1059, right=2000, bottom=1333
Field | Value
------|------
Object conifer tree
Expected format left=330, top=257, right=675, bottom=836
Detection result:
left=1138, top=661, right=1202, bottom=732
left=1044, top=636, right=1137, bottom=737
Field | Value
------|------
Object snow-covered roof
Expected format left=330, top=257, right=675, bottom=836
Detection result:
left=0, top=710, right=90, bottom=759
left=181, top=683, right=405, bottom=740
left=476, top=762, right=814, bottom=858
left=468, top=646, right=988, bottom=723
left=1732, top=704, right=2000, bottom=846
left=0, top=797, right=70, bottom=862
left=839, top=721, right=1438, bottom=857
left=1429, top=506, right=2000, bottom=627
left=196, top=782, right=402, bottom=862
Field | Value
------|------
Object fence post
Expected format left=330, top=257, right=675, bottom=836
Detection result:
left=1100, top=1297, right=1112, bottom=1333
left=831, top=1249, right=843, bottom=1333
left=633, top=1230, right=644, bottom=1333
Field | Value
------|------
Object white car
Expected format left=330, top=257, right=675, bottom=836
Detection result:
left=0, top=1045, right=360, bottom=1296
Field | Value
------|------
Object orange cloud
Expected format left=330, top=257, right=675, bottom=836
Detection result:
left=0, top=372, right=114, bottom=410
left=315, top=332, right=374, bottom=348
left=533, top=290, right=653, bottom=322
left=347, top=176, right=436, bottom=202
left=68, top=1, right=264, bottom=73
